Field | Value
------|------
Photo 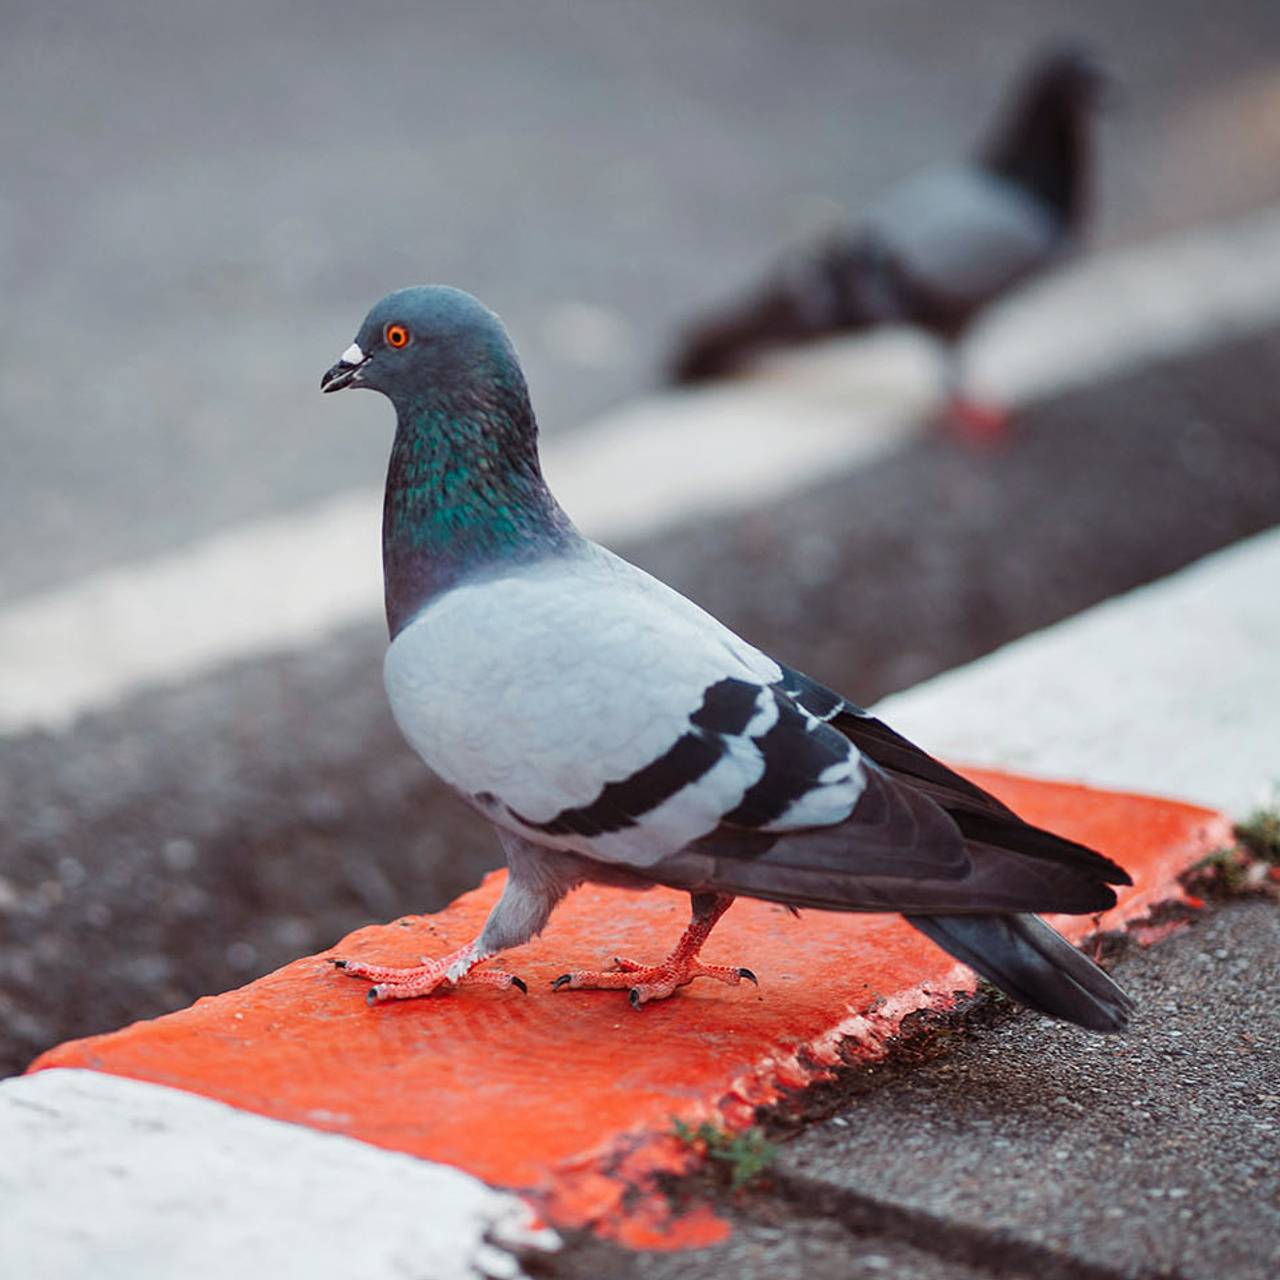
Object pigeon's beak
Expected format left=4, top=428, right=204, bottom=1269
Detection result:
left=321, top=343, right=370, bottom=393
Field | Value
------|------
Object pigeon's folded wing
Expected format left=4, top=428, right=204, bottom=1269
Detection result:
left=385, top=548, right=966, bottom=879
left=651, top=666, right=1128, bottom=915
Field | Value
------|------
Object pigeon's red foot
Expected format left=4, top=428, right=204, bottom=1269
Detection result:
left=946, top=395, right=1012, bottom=447
left=332, top=942, right=526, bottom=1005
left=552, top=954, right=757, bottom=1008
left=550, top=895, right=754, bottom=1008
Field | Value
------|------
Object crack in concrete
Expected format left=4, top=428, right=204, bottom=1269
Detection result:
left=755, top=1169, right=1188, bottom=1280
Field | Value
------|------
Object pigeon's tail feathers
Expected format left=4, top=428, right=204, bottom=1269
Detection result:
left=951, top=809, right=1131, bottom=887
left=905, top=911, right=1133, bottom=1033
left=668, top=236, right=898, bottom=384
left=980, top=43, right=1105, bottom=229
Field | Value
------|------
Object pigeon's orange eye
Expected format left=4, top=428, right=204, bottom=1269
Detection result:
left=384, top=323, right=410, bottom=349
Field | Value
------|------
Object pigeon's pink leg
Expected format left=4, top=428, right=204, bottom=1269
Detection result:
left=940, top=347, right=1012, bottom=446
left=552, top=894, right=757, bottom=1008
left=333, top=940, right=526, bottom=1005
left=946, top=395, right=1012, bottom=447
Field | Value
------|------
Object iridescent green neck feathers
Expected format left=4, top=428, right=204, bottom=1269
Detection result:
left=381, top=383, right=574, bottom=636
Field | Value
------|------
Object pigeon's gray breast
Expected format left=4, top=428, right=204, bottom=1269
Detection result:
left=382, top=545, right=866, bottom=868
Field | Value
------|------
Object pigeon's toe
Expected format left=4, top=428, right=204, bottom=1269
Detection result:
left=334, top=945, right=525, bottom=1005
left=550, top=955, right=757, bottom=1008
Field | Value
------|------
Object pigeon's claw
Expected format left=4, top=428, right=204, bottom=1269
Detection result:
left=551, top=955, right=756, bottom=1008
left=356, top=963, right=526, bottom=1004
left=332, top=943, right=525, bottom=1005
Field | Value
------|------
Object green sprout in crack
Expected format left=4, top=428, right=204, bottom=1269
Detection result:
left=1236, top=804, right=1280, bottom=866
left=671, top=1118, right=777, bottom=1190
left=1188, top=802, right=1280, bottom=898
left=1192, top=845, right=1254, bottom=894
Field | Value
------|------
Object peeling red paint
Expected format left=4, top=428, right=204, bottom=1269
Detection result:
left=30, top=770, right=1229, bottom=1247
left=1127, top=918, right=1194, bottom=946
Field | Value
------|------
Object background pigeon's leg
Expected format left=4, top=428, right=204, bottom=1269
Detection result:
left=552, top=892, right=757, bottom=1009
left=335, top=836, right=584, bottom=1005
left=941, top=344, right=1011, bottom=446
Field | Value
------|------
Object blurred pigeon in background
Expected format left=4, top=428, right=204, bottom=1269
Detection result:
left=321, top=285, right=1133, bottom=1032
left=670, top=45, right=1108, bottom=442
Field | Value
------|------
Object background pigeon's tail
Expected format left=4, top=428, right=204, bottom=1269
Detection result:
left=669, top=237, right=894, bottom=384
left=904, top=911, right=1133, bottom=1032
left=669, top=281, right=813, bottom=383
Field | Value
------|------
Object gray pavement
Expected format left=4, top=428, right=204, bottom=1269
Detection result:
left=551, top=897, right=1280, bottom=1280
left=563, top=1218, right=1004, bottom=1280
left=4, top=0, right=1280, bottom=598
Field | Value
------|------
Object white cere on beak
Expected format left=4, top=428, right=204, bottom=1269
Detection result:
left=341, top=343, right=364, bottom=366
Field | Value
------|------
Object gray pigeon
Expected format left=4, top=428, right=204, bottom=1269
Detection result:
left=321, top=286, right=1133, bottom=1032
left=669, top=45, right=1106, bottom=439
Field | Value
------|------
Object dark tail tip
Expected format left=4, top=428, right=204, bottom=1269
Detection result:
left=668, top=325, right=747, bottom=384
left=906, top=912, right=1133, bottom=1033
left=668, top=275, right=832, bottom=385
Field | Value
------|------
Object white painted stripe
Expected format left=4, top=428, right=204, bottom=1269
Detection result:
left=0, top=1068, right=558, bottom=1280
left=5, top=207, right=1280, bottom=735
left=875, top=525, right=1280, bottom=817
left=969, top=206, right=1280, bottom=403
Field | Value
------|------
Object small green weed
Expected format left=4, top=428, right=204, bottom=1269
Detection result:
left=1191, top=845, right=1254, bottom=895
left=671, top=1118, right=777, bottom=1190
left=1186, top=803, right=1280, bottom=899
left=1236, top=804, right=1280, bottom=866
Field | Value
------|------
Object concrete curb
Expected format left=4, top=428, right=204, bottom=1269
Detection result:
left=25, top=772, right=1226, bottom=1251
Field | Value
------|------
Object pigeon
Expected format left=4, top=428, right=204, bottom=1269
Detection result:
left=321, top=285, right=1133, bottom=1032
left=669, top=45, right=1107, bottom=442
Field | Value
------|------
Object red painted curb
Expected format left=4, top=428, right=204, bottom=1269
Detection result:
left=31, top=769, right=1229, bottom=1248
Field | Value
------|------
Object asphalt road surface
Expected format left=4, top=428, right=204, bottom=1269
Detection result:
left=3, top=0, right=1280, bottom=598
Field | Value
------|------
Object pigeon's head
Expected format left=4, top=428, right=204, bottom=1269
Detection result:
left=1021, top=44, right=1110, bottom=111
left=981, top=43, right=1110, bottom=228
left=321, top=286, right=524, bottom=410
